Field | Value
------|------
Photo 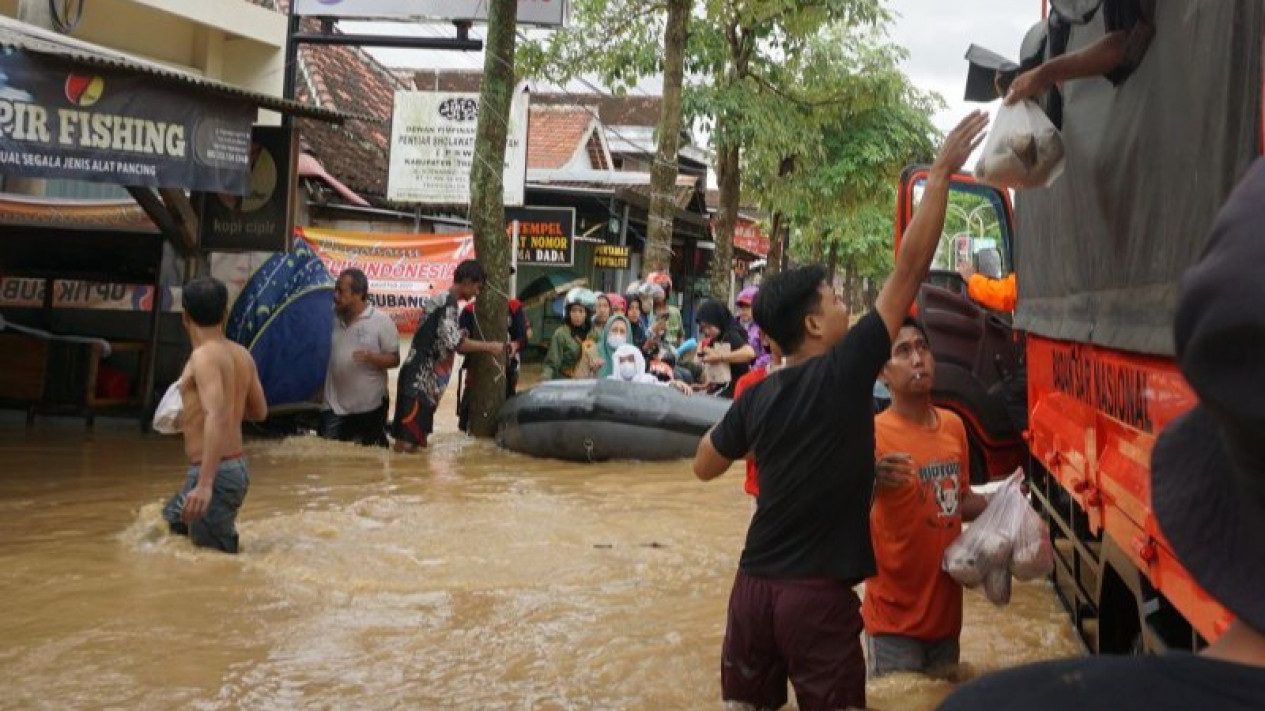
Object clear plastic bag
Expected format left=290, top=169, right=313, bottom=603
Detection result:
left=943, top=469, right=1029, bottom=605
left=151, top=380, right=183, bottom=435
left=1011, top=502, right=1055, bottom=581
left=974, top=100, right=1065, bottom=190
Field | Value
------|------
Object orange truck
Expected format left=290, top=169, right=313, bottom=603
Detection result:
left=895, top=1, right=1260, bottom=653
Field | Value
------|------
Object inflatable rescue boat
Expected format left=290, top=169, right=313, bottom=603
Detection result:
left=496, top=379, right=731, bottom=462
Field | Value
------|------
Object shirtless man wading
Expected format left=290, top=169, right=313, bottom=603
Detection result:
left=161, top=277, right=267, bottom=554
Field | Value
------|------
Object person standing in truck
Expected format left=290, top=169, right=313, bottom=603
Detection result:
left=865, top=317, right=989, bottom=678
left=937, top=158, right=1265, bottom=711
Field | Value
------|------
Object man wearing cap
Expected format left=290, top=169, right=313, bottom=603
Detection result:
left=938, top=160, right=1265, bottom=710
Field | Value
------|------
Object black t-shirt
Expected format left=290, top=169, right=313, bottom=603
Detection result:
left=1102, top=0, right=1155, bottom=85
left=938, top=653, right=1265, bottom=711
left=710, top=310, right=891, bottom=581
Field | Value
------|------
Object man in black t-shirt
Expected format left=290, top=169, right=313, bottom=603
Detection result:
left=692, top=111, right=989, bottom=711
left=937, top=161, right=1265, bottom=711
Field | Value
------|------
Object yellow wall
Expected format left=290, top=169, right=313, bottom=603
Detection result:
left=0, top=0, right=286, bottom=120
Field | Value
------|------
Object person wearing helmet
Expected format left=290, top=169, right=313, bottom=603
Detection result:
left=736, top=286, right=771, bottom=369
left=644, top=272, right=684, bottom=353
left=543, top=288, right=602, bottom=380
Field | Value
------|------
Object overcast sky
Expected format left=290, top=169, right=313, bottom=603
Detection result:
left=352, top=0, right=1040, bottom=133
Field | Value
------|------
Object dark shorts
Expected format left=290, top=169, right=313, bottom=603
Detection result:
left=162, top=459, right=250, bottom=554
left=722, top=571, right=866, bottom=711
left=320, top=398, right=389, bottom=447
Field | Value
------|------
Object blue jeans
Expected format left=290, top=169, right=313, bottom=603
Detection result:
left=162, top=459, right=250, bottom=554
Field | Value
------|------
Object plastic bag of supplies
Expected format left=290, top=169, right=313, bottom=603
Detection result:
left=942, top=470, right=1047, bottom=605
left=151, top=380, right=183, bottom=434
left=974, top=100, right=1065, bottom=190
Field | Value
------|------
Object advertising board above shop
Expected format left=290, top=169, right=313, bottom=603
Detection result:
left=387, top=87, right=529, bottom=206
left=294, top=0, right=568, bottom=26
left=508, top=206, right=574, bottom=267
left=0, top=53, right=255, bottom=194
left=198, top=126, right=299, bottom=252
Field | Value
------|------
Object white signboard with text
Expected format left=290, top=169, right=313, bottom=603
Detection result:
left=294, top=0, right=566, bottom=26
left=387, top=87, right=528, bottom=206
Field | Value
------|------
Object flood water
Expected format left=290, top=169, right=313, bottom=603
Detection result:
left=0, top=382, right=1080, bottom=710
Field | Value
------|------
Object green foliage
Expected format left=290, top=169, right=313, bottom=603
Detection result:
left=519, top=0, right=941, bottom=292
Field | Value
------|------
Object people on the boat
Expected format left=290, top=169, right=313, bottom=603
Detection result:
left=597, top=314, right=634, bottom=378
left=594, top=293, right=613, bottom=333
left=695, top=299, right=755, bottom=399
left=735, top=286, right=772, bottom=369
left=623, top=294, right=648, bottom=349
left=608, top=344, right=692, bottom=395
left=542, top=288, right=602, bottom=380
left=644, top=272, right=684, bottom=352
left=607, top=293, right=627, bottom=316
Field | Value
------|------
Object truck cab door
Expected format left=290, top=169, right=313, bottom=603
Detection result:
left=895, top=166, right=1025, bottom=481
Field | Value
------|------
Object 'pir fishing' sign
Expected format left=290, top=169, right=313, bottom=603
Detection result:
left=0, top=53, right=255, bottom=193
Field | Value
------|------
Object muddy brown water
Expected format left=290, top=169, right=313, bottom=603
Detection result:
left=0, top=377, right=1079, bottom=710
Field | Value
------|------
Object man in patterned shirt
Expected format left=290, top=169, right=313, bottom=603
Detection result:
left=392, top=259, right=507, bottom=452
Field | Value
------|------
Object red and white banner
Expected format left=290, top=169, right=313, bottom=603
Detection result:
left=298, top=226, right=476, bottom=332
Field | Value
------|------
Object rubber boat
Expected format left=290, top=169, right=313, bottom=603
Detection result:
left=496, top=378, right=732, bottom=462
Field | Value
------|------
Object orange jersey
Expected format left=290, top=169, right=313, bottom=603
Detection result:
left=967, top=273, right=1017, bottom=312
left=863, top=406, right=971, bottom=641
left=733, top=365, right=770, bottom=497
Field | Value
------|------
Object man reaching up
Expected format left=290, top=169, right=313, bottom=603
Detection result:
left=692, top=111, right=988, bottom=711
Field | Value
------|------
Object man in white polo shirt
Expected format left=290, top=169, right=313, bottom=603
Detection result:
left=322, top=268, right=400, bottom=447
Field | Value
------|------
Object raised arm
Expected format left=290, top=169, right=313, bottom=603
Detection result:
left=875, top=112, right=989, bottom=341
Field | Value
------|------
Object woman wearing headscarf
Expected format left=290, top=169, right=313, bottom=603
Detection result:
left=596, top=313, right=634, bottom=378
left=735, top=286, right=771, bottom=368
left=695, top=298, right=755, bottom=398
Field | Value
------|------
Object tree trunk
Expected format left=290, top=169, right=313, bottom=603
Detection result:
left=766, top=211, right=784, bottom=276
left=710, top=142, right=739, bottom=302
left=465, top=0, right=517, bottom=438
left=643, top=0, right=689, bottom=276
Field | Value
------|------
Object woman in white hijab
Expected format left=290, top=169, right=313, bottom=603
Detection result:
left=608, top=344, right=692, bottom=394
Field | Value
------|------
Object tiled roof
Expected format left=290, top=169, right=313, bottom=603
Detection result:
left=528, top=106, right=596, bottom=170
left=253, top=0, right=404, bottom=198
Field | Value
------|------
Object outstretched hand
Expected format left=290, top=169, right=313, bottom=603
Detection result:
left=931, top=111, right=989, bottom=178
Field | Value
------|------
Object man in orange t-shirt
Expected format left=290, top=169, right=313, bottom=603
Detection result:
left=864, top=318, right=988, bottom=677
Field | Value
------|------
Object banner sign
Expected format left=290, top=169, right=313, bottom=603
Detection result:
left=508, top=206, right=574, bottom=266
left=0, top=277, right=179, bottom=312
left=299, top=227, right=475, bottom=331
left=0, top=53, right=255, bottom=193
left=733, top=218, right=770, bottom=257
left=593, top=244, right=630, bottom=270
left=294, top=0, right=567, bottom=26
left=198, top=125, right=298, bottom=251
left=387, top=86, right=528, bottom=206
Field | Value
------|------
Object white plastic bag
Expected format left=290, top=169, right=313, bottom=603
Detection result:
left=943, top=469, right=1030, bottom=605
left=974, top=100, right=1065, bottom=189
left=152, top=380, right=183, bottom=434
left=1011, top=503, right=1055, bottom=581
